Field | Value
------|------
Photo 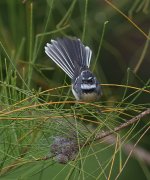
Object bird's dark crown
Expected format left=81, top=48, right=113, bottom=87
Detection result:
left=81, top=70, right=95, bottom=84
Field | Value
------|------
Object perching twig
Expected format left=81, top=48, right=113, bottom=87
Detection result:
left=49, top=108, right=150, bottom=164
left=95, top=108, right=150, bottom=141
left=14, top=108, right=149, bottom=165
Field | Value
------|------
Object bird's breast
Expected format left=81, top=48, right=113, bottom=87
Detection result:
left=80, top=92, right=100, bottom=102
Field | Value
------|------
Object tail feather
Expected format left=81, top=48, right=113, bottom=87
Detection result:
left=45, top=43, right=73, bottom=78
left=45, top=37, right=92, bottom=79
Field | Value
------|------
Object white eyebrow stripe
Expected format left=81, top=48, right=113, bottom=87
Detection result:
left=88, top=76, right=92, bottom=80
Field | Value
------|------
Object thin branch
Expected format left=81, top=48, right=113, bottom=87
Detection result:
left=94, top=108, right=150, bottom=142
left=39, top=108, right=150, bottom=162
left=0, top=108, right=149, bottom=174
left=47, top=108, right=150, bottom=164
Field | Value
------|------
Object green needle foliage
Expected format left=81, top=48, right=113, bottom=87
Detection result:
left=0, top=0, right=150, bottom=179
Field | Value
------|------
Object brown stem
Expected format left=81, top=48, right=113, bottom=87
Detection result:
left=95, top=108, right=150, bottom=141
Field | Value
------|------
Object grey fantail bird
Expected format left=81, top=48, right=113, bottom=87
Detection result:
left=45, top=37, right=102, bottom=102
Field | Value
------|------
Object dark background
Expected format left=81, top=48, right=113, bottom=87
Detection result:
left=0, top=0, right=150, bottom=179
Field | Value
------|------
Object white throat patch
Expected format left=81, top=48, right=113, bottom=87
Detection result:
left=81, top=84, right=96, bottom=89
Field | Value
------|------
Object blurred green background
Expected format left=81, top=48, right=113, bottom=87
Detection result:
left=0, top=0, right=150, bottom=91
left=0, top=0, right=150, bottom=179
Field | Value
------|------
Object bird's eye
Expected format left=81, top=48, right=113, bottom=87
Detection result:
left=82, top=78, right=93, bottom=84
left=87, top=79, right=93, bottom=83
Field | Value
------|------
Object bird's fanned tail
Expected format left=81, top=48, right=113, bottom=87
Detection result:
left=45, top=37, right=92, bottom=79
